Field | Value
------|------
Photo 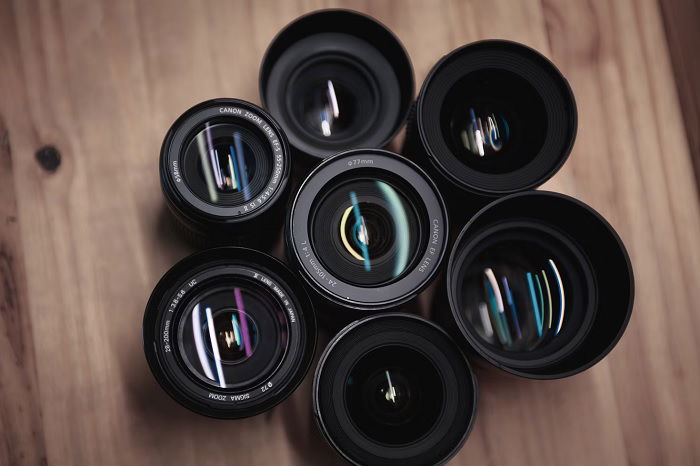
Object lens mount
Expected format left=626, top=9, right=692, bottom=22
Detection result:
left=160, top=98, right=290, bottom=241
left=260, top=9, right=414, bottom=159
left=288, top=149, right=448, bottom=310
left=412, top=40, right=577, bottom=195
left=143, top=247, right=315, bottom=418
left=313, top=313, right=477, bottom=466
left=446, top=191, right=634, bottom=378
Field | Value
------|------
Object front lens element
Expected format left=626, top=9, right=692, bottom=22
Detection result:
left=311, top=176, right=422, bottom=287
left=345, top=346, right=442, bottom=445
left=182, top=120, right=271, bottom=206
left=177, top=280, right=287, bottom=389
left=458, top=236, right=570, bottom=354
left=441, top=69, right=546, bottom=174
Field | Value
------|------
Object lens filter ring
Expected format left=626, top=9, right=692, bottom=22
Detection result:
left=160, top=98, right=290, bottom=227
left=288, top=149, right=448, bottom=310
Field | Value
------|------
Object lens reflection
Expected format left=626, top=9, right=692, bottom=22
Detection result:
left=440, top=69, right=547, bottom=174
left=313, top=177, right=420, bottom=286
left=461, top=239, right=568, bottom=353
left=345, top=346, right=442, bottom=445
left=454, top=107, right=510, bottom=157
left=183, top=121, right=273, bottom=207
left=195, top=124, right=252, bottom=202
left=190, top=291, right=259, bottom=388
left=178, top=282, right=288, bottom=389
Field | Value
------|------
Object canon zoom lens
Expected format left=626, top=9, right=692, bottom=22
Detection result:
left=160, top=99, right=290, bottom=245
left=314, top=314, right=477, bottom=466
left=260, top=9, right=414, bottom=160
left=143, top=248, right=315, bottom=418
left=445, top=191, right=633, bottom=378
left=403, top=40, right=576, bottom=205
left=288, top=149, right=447, bottom=317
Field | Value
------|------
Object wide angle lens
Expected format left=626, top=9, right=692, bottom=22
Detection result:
left=287, top=149, right=447, bottom=315
left=260, top=9, right=414, bottom=160
left=403, top=40, right=576, bottom=199
left=160, top=98, right=290, bottom=245
left=444, top=191, right=634, bottom=378
left=143, top=247, right=315, bottom=418
left=314, top=313, right=477, bottom=465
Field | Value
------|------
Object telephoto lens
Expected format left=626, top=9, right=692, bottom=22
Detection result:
left=403, top=40, right=577, bottom=217
left=287, top=149, right=448, bottom=324
left=442, top=191, right=633, bottom=378
left=314, top=313, right=478, bottom=466
left=143, top=247, right=316, bottom=418
left=260, top=9, right=414, bottom=163
left=160, top=98, right=291, bottom=246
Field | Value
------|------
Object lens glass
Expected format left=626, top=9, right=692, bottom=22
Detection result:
left=310, top=173, right=424, bottom=286
left=440, top=69, right=547, bottom=174
left=177, top=278, right=289, bottom=389
left=182, top=119, right=272, bottom=206
left=290, top=59, right=376, bottom=142
left=345, top=345, right=443, bottom=445
left=455, top=225, right=591, bottom=360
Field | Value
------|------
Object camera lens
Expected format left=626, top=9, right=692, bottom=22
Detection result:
left=403, top=40, right=576, bottom=197
left=143, top=247, right=315, bottom=418
left=288, top=149, right=447, bottom=314
left=160, top=99, right=290, bottom=245
left=314, top=314, right=477, bottom=465
left=445, top=191, right=634, bottom=378
left=260, top=9, right=414, bottom=160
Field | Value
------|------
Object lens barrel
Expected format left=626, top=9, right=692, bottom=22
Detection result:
left=143, top=247, right=316, bottom=418
left=260, top=9, right=414, bottom=162
left=287, top=149, right=448, bottom=323
left=442, top=191, right=633, bottom=378
left=403, top=40, right=577, bottom=218
left=314, top=313, right=477, bottom=466
left=160, top=98, right=291, bottom=246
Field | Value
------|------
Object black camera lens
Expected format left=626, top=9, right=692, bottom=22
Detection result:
left=288, top=149, right=447, bottom=315
left=143, top=247, right=315, bottom=418
left=160, top=99, right=290, bottom=245
left=314, top=314, right=477, bottom=465
left=445, top=191, right=634, bottom=378
left=403, top=40, right=576, bottom=200
left=260, top=9, right=414, bottom=160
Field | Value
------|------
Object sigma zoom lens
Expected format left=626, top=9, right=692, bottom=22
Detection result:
left=403, top=40, right=577, bottom=213
left=160, top=98, right=290, bottom=246
left=443, top=191, right=633, bottom=378
left=287, top=149, right=447, bottom=319
left=143, top=247, right=315, bottom=418
left=260, top=9, right=414, bottom=162
left=314, top=313, right=477, bottom=466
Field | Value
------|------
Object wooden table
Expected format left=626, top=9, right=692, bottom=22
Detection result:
left=2, top=0, right=699, bottom=464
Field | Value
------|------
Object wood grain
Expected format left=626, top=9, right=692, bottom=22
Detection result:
left=0, top=0, right=698, bottom=465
